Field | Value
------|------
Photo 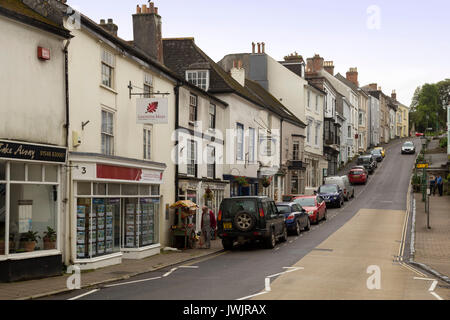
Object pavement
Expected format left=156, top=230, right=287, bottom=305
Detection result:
left=412, top=193, right=450, bottom=283
left=0, top=239, right=224, bottom=300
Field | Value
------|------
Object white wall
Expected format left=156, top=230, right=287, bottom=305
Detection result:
left=0, top=16, right=66, bottom=146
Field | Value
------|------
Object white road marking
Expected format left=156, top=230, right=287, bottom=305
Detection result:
left=163, top=267, right=178, bottom=277
left=237, top=291, right=268, bottom=301
left=104, top=276, right=162, bottom=288
left=429, top=280, right=438, bottom=292
left=68, top=289, right=99, bottom=300
left=414, top=277, right=435, bottom=281
left=413, top=277, right=444, bottom=301
left=430, top=292, right=444, bottom=301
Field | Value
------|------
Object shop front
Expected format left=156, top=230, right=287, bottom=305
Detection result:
left=69, top=153, right=165, bottom=270
left=177, top=179, right=227, bottom=232
left=0, top=140, right=66, bottom=282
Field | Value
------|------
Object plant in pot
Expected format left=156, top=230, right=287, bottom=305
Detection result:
left=262, top=176, right=273, bottom=188
left=20, top=231, right=40, bottom=252
left=234, top=176, right=249, bottom=187
left=43, top=227, right=57, bottom=250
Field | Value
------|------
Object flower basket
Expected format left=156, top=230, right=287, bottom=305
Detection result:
left=234, top=176, right=250, bottom=187
left=262, top=176, right=273, bottom=188
left=203, top=188, right=215, bottom=201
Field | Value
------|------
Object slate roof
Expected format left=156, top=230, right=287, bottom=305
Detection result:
left=0, top=0, right=71, bottom=38
left=335, top=73, right=367, bottom=97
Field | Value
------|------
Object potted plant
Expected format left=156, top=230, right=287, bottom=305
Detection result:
left=43, top=227, right=57, bottom=250
left=20, top=231, right=40, bottom=252
left=234, top=176, right=249, bottom=187
left=203, top=187, right=215, bottom=202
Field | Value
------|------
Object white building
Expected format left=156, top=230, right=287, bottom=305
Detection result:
left=0, top=0, right=71, bottom=281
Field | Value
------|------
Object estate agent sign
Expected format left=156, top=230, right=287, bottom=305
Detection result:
left=136, top=98, right=169, bottom=124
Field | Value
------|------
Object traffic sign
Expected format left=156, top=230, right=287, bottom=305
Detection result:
left=417, top=163, right=429, bottom=169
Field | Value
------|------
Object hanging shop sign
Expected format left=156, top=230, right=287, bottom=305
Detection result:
left=0, top=140, right=66, bottom=163
left=136, top=98, right=169, bottom=124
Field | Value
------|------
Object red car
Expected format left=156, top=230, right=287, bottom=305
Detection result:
left=293, top=196, right=327, bottom=224
left=348, top=168, right=368, bottom=185
left=415, top=132, right=424, bottom=137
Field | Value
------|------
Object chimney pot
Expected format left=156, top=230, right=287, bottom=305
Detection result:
left=149, top=2, right=155, bottom=13
left=154, top=7, right=158, bottom=15
left=136, top=5, right=141, bottom=14
left=108, top=18, right=113, bottom=23
left=257, top=42, right=261, bottom=53
left=100, top=19, right=105, bottom=24
left=261, top=42, right=265, bottom=53
left=252, top=42, right=256, bottom=54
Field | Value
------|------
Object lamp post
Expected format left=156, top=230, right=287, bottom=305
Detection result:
left=420, top=136, right=428, bottom=202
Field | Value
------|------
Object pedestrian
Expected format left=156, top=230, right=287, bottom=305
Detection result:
left=436, top=175, right=444, bottom=197
left=429, top=175, right=436, bottom=196
left=201, top=206, right=217, bottom=249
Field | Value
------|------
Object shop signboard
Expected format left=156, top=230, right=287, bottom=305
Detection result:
left=0, top=140, right=66, bottom=163
left=136, top=98, right=169, bottom=124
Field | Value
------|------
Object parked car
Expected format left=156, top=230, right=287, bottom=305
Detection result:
left=415, top=132, right=424, bottom=137
left=348, top=168, right=368, bottom=185
left=352, top=165, right=369, bottom=176
left=317, top=184, right=345, bottom=208
left=293, top=195, right=327, bottom=225
left=357, top=155, right=377, bottom=174
left=374, top=147, right=386, bottom=158
left=401, top=141, right=416, bottom=154
left=325, top=176, right=354, bottom=201
left=370, top=149, right=383, bottom=162
left=281, top=194, right=302, bottom=202
left=276, top=202, right=310, bottom=235
left=217, top=197, right=287, bottom=250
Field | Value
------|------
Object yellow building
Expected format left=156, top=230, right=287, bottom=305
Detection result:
left=392, top=91, right=409, bottom=138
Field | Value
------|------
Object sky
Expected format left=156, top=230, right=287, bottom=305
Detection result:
left=67, top=0, right=450, bottom=106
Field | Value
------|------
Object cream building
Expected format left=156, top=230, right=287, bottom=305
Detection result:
left=392, top=91, right=409, bottom=138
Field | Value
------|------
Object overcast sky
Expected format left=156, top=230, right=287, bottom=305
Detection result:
left=67, top=0, right=450, bottom=106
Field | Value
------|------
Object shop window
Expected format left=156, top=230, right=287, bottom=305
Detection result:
left=78, top=182, right=91, bottom=196
left=108, top=183, right=121, bottom=196
left=45, top=165, right=58, bottom=183
left=10, top=162, right=25, bottom=181
left=8, top=184, right=58, bottom=254
left=122, top=184, right=138, bottom=196
left=151, top=185, right=160, bottom=196
left=0, top=161, right=5, bottom=180
left=139, top=185, right=150, bottom=196
left=76, top=198, right=120, bottom=259
left=28, top=164, right=42, bottom=182
left=93, top=183, right=107, bottom=196
left=0, top=184, right=5, bottom=255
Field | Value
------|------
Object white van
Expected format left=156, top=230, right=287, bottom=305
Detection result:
left=324, top=176, right=355, bottom=201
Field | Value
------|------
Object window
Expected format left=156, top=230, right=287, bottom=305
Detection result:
left=143, top=127, right=152, bottom=160
left=101, top=49, right=115, bottom=88
left=293, top=141, right=300, bottom=160
left=187, top=140, right=197, bottom=177
left=307, top=121, right=312, bottom=144
left=209, top=104, right=216, bottom=129
left=307, top=90, right=311, bottom=108
left=248, top=128, right=255, bottom=163
left=315, top=95, right=319, bottom=112
left=189, top=94, right=197, bottom=123
left=236, top=123, right=244, bottom=161
left=291, top=172, right=299, bottom=194
left=315, top=123, right=320, bottom=146
left=101, top=110, right=114, bottom=155
left=186, top=70, right=209, bottom=91
left=207, top=145, right=215, bottom=179
left=359, top=112, right=363, bottom=126
left=143, top=73, right=153, bottom=98
left=348, top=126, right=352, bottom=138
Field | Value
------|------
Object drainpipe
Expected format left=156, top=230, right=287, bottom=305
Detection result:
left=174, top=83, right=181, bottom=202
left=63, top=39, right=71, bottom=267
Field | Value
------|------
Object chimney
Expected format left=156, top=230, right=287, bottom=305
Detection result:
left=133, top=2, right=164, bottom=64
left=100, top=18, right=118, bottom=37
left=284, top=52, right=304, bottom=63
left=346, top=67, right=358, bottom=86
left=324, top=61, right=335, bottom=76
left=391, top=90, right=397, bottom=100
left=368, top=83, right=378, bottom=91
left=252, top=42, right=256, bottom=54
left=306, top=54, right=324, bottom=73
left=257, top=43, right=261, bottom=53
left=261, top=42, right=265, bottom=54
left=230, top=60, right=246, bottom=87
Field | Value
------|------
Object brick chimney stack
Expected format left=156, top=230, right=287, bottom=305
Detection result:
left=100, top=18, right=119, bottom=37
left=306, top=54, right=324, bottom=73
left=391, top=90, right=397, bottom=100
left=368, top=83, right=378, bottom=91
left=133, top=2, right=164, bottom=64
left=346, top=67, right=359, bottom=86
left=324, top=61, right=335, bottom=76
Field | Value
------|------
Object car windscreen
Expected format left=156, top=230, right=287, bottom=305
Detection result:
left=403, top=142, right=414, bottom=147
left=357, top=157, right=370, bottom=164
left=294, top=198, right=315, bottom=207
left=221, top=199, right=257, bottom=217
left=319, top=185, right=338, bottom=193
left=276, top=205, right=291, bottom=214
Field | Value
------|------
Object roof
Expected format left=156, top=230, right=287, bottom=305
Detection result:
left=335, top=73, right=367, bottom=97
left=163, top=38, right=305, bottom=127
left=0, top=0, right=71, bottom=38
left=245, top=79, right=306, bottom=127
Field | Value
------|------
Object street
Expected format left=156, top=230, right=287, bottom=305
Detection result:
left=41, top=138, right=448, bottom=301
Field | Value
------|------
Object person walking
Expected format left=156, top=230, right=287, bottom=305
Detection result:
left=436, top=175, right=444, bottom=197
left=201, top=206, right=216, bottom=249
left=429, top=175, right=436, bottom=196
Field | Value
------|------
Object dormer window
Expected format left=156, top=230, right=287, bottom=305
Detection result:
left=186, top=70, right=209, bottom=91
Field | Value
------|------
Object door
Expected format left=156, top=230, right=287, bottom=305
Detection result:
left=270, top=201, right=284, bottom=236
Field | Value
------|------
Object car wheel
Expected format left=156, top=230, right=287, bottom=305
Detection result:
left=222, top=239, right=234, bottom=250
left=234, top=211, right=256, bottom=232
left=265, top=229, right=276, bottom=249
left=280, top=227, right=288, bottom=242
left=304, top=218, right=311, bottom=231
left=294, top=221, right=301, bottom=236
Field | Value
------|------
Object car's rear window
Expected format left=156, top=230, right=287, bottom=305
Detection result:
left=350, top=170, right=364, bottom=175
left=276, top=205, right=291, bottom=214
left=221, top=199, right=257, bottom=217
left=294, top=198, right=315, bottom=207
left=357, top=157, right=370, bottom=164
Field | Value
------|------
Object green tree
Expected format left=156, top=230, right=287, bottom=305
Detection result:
left=410, top=82, right=446, bottom=133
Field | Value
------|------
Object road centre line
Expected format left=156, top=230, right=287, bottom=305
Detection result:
left=68, top=289, right=99, bottom=301
left=103, top=276, right=162, bottom=288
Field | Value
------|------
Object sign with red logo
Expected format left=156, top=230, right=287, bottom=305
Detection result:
left=37, top=47, right=50, bottom=60
left=97, top=164, right=163, bottom=184
left=137, top=98, right=168, bottom=124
